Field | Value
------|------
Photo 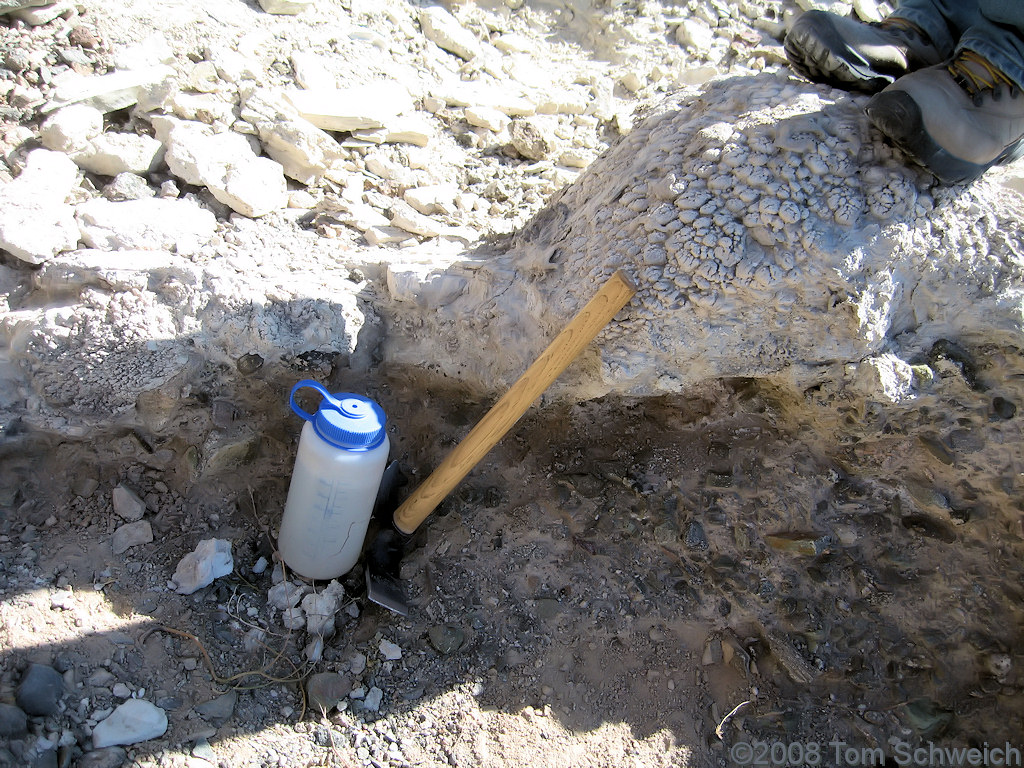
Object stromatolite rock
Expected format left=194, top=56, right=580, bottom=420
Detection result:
left=380, top=72, right=1024, bottom=400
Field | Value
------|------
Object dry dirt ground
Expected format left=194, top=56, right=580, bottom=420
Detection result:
left=2, top=1, right=1024, bottom=767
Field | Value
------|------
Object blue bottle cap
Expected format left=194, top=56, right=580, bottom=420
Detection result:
left=289, top=380, right=387, bottom=450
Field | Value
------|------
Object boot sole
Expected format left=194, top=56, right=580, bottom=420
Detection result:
left=866, top=90, right=1024, bottom=184
left=785, top=14, right=896, bottom=93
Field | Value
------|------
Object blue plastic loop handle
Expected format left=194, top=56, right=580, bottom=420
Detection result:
left=289, top=379, right=338, bottom=422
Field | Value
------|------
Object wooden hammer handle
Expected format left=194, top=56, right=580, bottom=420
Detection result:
left=393, top=270, right=637, bottom=534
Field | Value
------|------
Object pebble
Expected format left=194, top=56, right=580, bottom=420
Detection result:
left=684, top=521, right=709, bottom=550
left=193, top=690, right=236, bottom=726
left=111, top=520, right=153, bottom=555
left=362, top=686, right=384, bottom=713
left=16, top=663, right=64, bottom=717
left=111, top=484, right=147, bottom=521
left=306, top=672, right=353, bottom=714
left=379, top=639, right=403, bottom=661
left=428, top=625, right=465, bottom=655
left=92, top=699, right=168, bottom=748
left=111, top=683, right=131, bottom=699
left=103, top=172, right=156, bottom=202
left=191, top=738, right=217, bottom=762
left=0, top=702, right=28, bottom=737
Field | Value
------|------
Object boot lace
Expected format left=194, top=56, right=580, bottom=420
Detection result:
left=948, top=49, right=1020, bottom=105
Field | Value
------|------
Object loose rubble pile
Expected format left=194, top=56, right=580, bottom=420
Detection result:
left=0, top=0, right=802, bottom=268
left=3, top=0, right=1024, bottom=767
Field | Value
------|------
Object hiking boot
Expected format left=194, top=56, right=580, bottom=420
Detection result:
left=785, top=10, right=946, bottom=93
left=865, top=50, right=1024, bottom=184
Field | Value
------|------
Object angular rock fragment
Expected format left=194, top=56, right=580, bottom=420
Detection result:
left=153, top=116, right=286, bottom=217
left=40, top=104, right=103, bottom=152
left=283, top=82, right=415, bottom=132
left=172, top=538, right=233, bottom=594
left=72, top=133, right=165, bottom=176
left=420, top=6, right=482, bottom=61
left=0, top=149, right=80, bottom=264
left=45, top=66, right=175, bottom=114
left=76, top=198, right=216, bottom=253
left=257, top=0, right=312, bottom=14
left=390, top=201, right=441, bottom=238
left=240, top=88, right=349, bottom=184
left=112, top=520, right=153, bottom=555
left=92, top=699, right=168, bottom=748
left=112, top=484, right=146, bottom=521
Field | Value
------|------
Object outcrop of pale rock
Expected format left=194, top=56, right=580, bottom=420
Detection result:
left=381, top=73, right=1024, bottom=403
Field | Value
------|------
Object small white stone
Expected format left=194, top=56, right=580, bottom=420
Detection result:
left=419, top=6, right=482, bottom=61
left=281, top=606, right=305, bottom=630
left=379, top=639, right=402, bottom=661
left=92, top=699, right=167, bottom=748
left=364, top=225, right=414, bottom=246
left=404, top=184, right=458, bottom=215
left=390, top=203, right=442, bottom=238
left=257, top=0, right=313, bottom=14
left=675, top=18, right=715, bottom=50
left=40, top=104, right=104, bottom=152
left=284, top=83, right=415, bottom=132
left=171, top=539, right=233, bottom=595
left=464, top=106, right=509, bottom=132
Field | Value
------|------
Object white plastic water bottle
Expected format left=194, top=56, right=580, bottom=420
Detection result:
left=278, top=380, right=390, bottom=580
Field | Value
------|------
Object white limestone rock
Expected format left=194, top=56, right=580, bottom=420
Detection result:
left=364, top=225, right=413, bottom=246
left=290, top=51, right=337, bottom=90
left=76, top=197, right=217, bottom=253
left=419, top=6, right=482, bottom=61
left=153, top=117, right=286, bottom=217
left=0, top=0, right=49, bottom=13
left=11, top=0, right=70, bottom=25
left=509, top=116, right=557, bottom=161
left=376, top=74, right=1024, bottom=402
left=377, top=115, right=434, bottom=147
left=92, top=700, right=168, bottom=748
left=404, top=184, right=458, bottom=216
left=172, top=538, right=233, bottom=595
left=0, top=149, right=80, bottom=265
left=72, top=133, right=165, bottom=176
left=301, top=580, right=345, bottom=637
left=257, top=0, right=312, bottom=14
left=390, top=202, right=441, bottom=238
left=45, top=66, right=175, bottom=114
left=111, top=34, right=177, bottom=71
left=40, top=104, right=103, bottom=153
left=168, top=91, right=238, bottom=126
left=464, top=106, right=509, bottom=133
left=283, top=83, right=415, bottom=132
left=35, top=249, right=199, bottom=294
left=675, top=18, right=715, bottom=51
left=240, top=88, right=349, bottom=184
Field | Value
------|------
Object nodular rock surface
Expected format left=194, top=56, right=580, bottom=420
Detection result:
left=381, top=73, right=1024, bottom=406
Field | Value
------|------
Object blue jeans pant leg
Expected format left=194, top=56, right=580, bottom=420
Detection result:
left=889, top=0, right=1024, bottom=88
